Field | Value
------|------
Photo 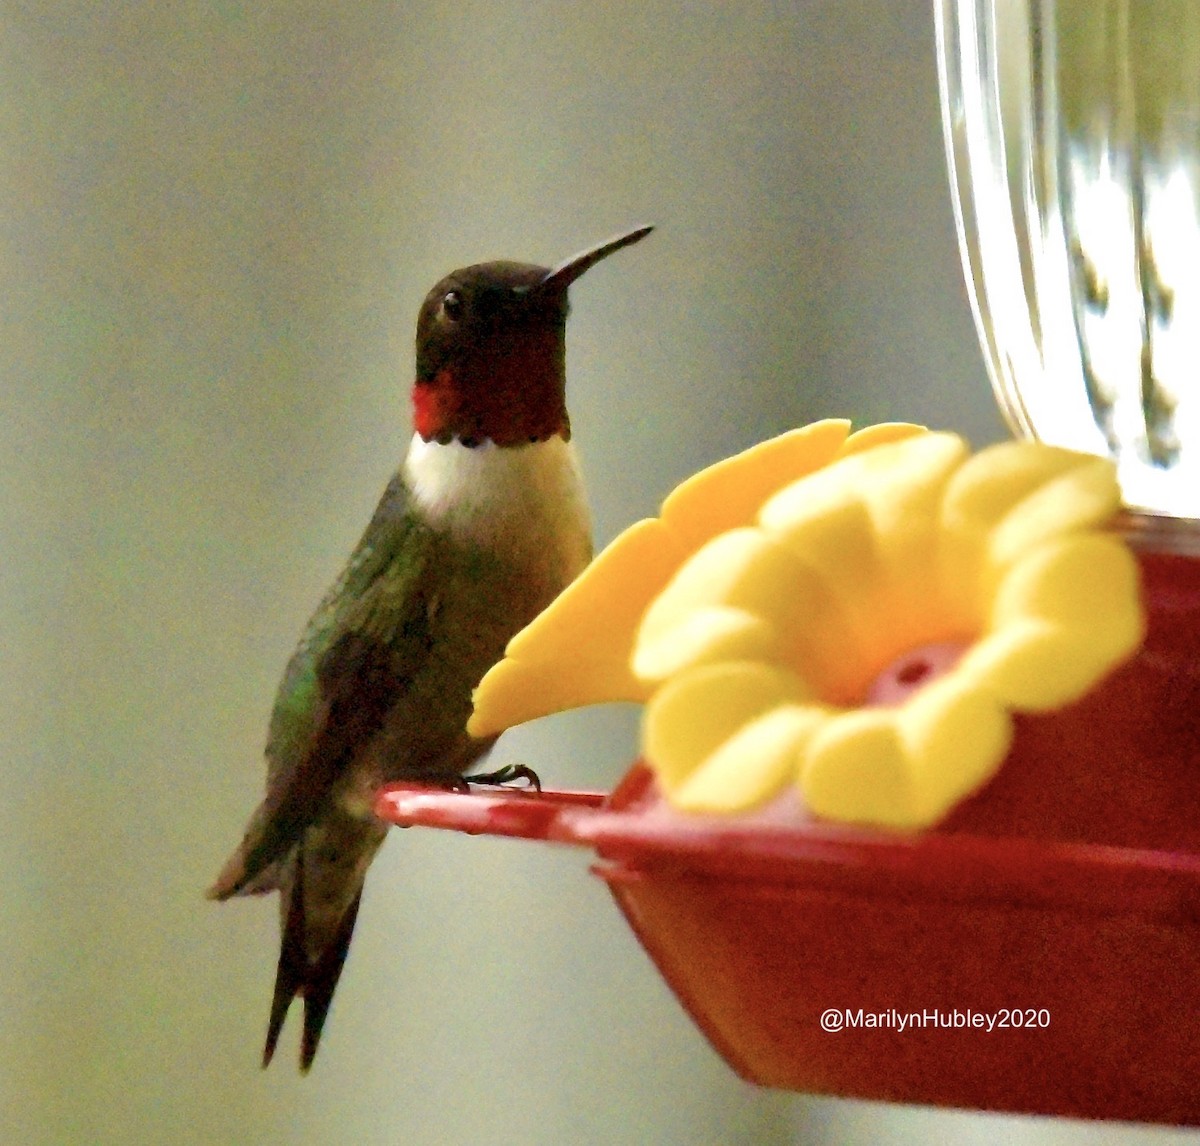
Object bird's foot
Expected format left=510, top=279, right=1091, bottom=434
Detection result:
left=460, top=763, right=542, bottom=792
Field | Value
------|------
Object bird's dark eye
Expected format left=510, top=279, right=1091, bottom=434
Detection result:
left=441, top=290, right=464, bottom=321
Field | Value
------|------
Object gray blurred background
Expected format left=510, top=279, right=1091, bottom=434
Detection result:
left=0, top=3, right=1194, bottom=1144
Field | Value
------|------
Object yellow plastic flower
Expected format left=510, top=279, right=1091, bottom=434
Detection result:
left=636, top=433, right=1144, bottom=827
left=468, top=419, right=925, bottom=737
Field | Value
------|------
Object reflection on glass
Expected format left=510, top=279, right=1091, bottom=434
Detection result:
left=936, top=0, right=1200, bottom=518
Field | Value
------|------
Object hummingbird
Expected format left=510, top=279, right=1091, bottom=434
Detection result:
left=208, top=224, right=653, bottom=1071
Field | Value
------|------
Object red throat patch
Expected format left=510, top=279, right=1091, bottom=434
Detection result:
left=411, top=366, right=568, bottom=446
left=411, top=371, right=455, bottom=441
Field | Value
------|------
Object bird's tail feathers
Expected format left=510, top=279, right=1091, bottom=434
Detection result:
left=262, top=850, right=364, bottom=1072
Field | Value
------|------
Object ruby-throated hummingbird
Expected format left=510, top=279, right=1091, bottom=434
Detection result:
left=209, top=225, right=653, bottom=1071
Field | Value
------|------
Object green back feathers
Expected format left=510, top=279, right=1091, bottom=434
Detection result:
left=265, top=474, right=430, bottom=776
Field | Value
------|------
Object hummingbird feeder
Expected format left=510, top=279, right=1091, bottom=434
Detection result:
left=377, top=0, right=1200, bottom=1126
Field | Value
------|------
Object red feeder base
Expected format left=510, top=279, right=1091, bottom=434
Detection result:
left=375, top=540, right=1200, bottom=1126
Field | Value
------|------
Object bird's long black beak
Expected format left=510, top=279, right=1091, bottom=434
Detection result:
left=537, top=224, right=654, bottom=293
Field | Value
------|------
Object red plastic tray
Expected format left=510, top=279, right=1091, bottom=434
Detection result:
left=375, top=544, right=1200, bottom=1125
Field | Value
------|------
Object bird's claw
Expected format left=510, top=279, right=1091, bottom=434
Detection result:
left=460, top=763, right=542, bottom=792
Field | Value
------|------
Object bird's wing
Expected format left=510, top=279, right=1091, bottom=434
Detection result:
left=209, top=474, right=437, bottom=900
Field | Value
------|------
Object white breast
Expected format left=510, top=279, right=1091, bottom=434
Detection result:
left=403, top=433, right=593, bottom=583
